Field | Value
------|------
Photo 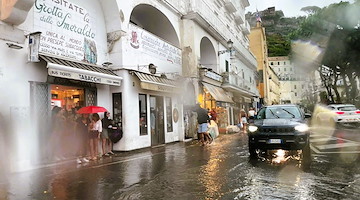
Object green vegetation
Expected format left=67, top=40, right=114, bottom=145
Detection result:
left=247, top=10, right=304, bottom=56
left=267, top=34, right=291, bottom=57
left=289, top=1, right=360, bottom=105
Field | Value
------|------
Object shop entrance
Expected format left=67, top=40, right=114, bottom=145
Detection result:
left=51, top=85, right=85, bottom=111
left=150, top=95, right=165, bottom=146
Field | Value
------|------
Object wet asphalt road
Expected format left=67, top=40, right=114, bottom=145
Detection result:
left=1, top=127, right=360, bottom=200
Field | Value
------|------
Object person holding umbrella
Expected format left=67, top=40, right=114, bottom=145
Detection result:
left=77, top=106, right=107, bottom=161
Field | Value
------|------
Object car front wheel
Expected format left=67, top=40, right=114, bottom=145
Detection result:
left=248, top=142, right=257, bottom=158
left=302, top=142, right=311, bottom=170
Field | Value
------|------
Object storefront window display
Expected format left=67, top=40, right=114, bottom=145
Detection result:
left=51, top=85, right=85, bottom=111
left=201, top=89, right=229, bottom=129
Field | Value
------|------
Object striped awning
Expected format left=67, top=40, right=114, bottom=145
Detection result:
left=40, top=54, right=122, bottom=86
left=131, top=71, right=179, bottom=93
left=202, top=82, right=234, bottom=103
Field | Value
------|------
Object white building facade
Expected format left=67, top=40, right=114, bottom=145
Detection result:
left=0, top=0, right=257, bottom=171
left=269, top=56, right=314, bottom=105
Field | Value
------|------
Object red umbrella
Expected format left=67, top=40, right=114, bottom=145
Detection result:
left=77, top=106, right=107, bottom=114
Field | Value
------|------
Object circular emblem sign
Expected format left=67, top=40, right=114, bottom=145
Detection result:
left=173, top=108, right=179, bottom=123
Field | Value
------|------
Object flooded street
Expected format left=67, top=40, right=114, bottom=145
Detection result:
left=1, top=130, right=360, bottom=200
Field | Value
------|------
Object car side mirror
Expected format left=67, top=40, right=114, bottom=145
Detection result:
left=304, top=113, right=312, bottom=118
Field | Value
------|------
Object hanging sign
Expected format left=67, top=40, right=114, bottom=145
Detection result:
left=48, top=68, right=121, bottom=86
left=129, top=23, right=181, bottom=66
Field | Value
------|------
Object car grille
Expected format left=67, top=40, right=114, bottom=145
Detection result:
left=259, top=127, right=294, bottom=133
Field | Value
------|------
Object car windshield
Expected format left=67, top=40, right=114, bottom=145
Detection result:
left=337, top=106, right=356, bottom=111
left=257, top=107, right=302, bottom=119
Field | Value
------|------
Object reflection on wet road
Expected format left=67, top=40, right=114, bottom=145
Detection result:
left=1, top=128, right=360, bottom=200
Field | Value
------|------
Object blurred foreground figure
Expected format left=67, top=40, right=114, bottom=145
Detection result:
left=0, top=112, right=9, bottom=179
left=194, top=104, right=212, bottom=145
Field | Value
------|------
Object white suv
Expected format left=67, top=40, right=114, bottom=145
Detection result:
left=314, top=104, right=360, bottom=127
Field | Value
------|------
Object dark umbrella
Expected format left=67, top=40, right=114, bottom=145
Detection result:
left=77, top=106, right=107, bottom=114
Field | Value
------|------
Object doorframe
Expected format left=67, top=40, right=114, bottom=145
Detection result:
left=150, top=95, right=165, bottom=146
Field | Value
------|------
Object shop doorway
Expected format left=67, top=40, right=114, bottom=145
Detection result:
left=112, top=93, right=122, bottom=130
left=150, top=95, right=165, bottom=146
left=51, top=85, right=85, bottom=111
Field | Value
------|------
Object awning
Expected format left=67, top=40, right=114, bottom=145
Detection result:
left=202, top=82, right=234, bottom=103
left=244, top=97, right=252, bottom=103
left=40, top=54, right=122, bottom=86
left=131, top=71, right=179, bottom=93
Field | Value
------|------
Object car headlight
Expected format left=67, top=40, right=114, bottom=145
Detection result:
left=294, top=124, right=309, bottom=132
left=248, top=125, right=258, bottom=132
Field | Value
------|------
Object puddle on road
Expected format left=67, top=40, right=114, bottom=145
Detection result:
left=1, top=134, right=360, bottom=200
left=230, top=151, right=360, bottom=200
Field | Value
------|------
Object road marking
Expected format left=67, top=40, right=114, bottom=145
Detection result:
left=311, top=138, right=337, bottom=143
left=316, top=142, right=360, bottom=150
left=310, top=135, right=360, bottom=154
left=310, top=144, right=321, bottom=154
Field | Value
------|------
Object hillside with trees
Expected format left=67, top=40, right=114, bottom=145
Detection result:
left=246, top=9, right=305, bottom=57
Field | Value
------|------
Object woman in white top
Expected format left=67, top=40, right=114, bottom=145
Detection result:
left=89, top=113, right=102, bottom=160
left=248, top=107, right=256, bottom=119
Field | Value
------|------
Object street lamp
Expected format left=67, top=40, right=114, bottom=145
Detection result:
left=218, top=39, right=234, bottom=56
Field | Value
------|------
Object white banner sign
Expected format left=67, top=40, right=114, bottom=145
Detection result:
left=48, top=68, right=121, bottom=86
left=34, top=0, right=97, bottom=64
left=129, top=23, right=181, bottom=66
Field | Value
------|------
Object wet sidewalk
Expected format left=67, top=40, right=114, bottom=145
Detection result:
left=0, top=135, right=241, bottom=200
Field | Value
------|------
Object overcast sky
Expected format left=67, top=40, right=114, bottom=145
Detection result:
left=246, top=0, right=355, bottom=17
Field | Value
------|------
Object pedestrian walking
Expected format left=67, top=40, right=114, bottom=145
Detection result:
left=240, top=109, right=248, bottom=133
left=195, top=104, right=212, bottom=145
left=248, top=107, right=256, bottom=124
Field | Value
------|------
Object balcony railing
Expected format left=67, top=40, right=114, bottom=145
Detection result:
left=222, top=72, right=257, bottom=95
left=185, top=0, right=257, bottom=68
left=241, top=21, right=250, bottom=35
left=224, top=0, right=237, bottom=13
left=234, top=9, right=245, bottom=25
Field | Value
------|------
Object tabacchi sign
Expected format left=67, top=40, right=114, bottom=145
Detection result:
left=34, top=0, right=97, bottom=64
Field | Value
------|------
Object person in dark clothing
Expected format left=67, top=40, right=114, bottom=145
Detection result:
left=195, top=104, right=212, bottom=145
left=75, top=114, right=90, bottom=164
left=101, top=112, right=115, bottom=156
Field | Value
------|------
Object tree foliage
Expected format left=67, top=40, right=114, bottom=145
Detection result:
left=267, top=34, right=291, bottom=57
left=300, top=6, right=321, bottom=15
left=290, top=1, right=360, bottom=105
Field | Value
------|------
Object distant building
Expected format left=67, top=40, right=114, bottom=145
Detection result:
left=246, top=7, right=284, bottom=28
left=268, top=56, right=320, bottom=105
left=268, top=67, right=280, bottom=105
left=249, top=21, right=277, bottom=106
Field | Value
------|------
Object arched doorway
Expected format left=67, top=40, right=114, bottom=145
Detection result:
left=130, top=4, right=179, bottom=47
left=200, top=37, right=217, bottom=71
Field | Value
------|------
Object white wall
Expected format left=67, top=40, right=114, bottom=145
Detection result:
left=112, top=70, right=183, bottom=151
left=115, top=0, right=182, bottom=73
left=0, top=39, right=47, bottom=116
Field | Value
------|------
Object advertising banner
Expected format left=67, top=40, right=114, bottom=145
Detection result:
left=128, top=23, right=181, bottom=73
left=33, top=0, right=97, bottom=64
